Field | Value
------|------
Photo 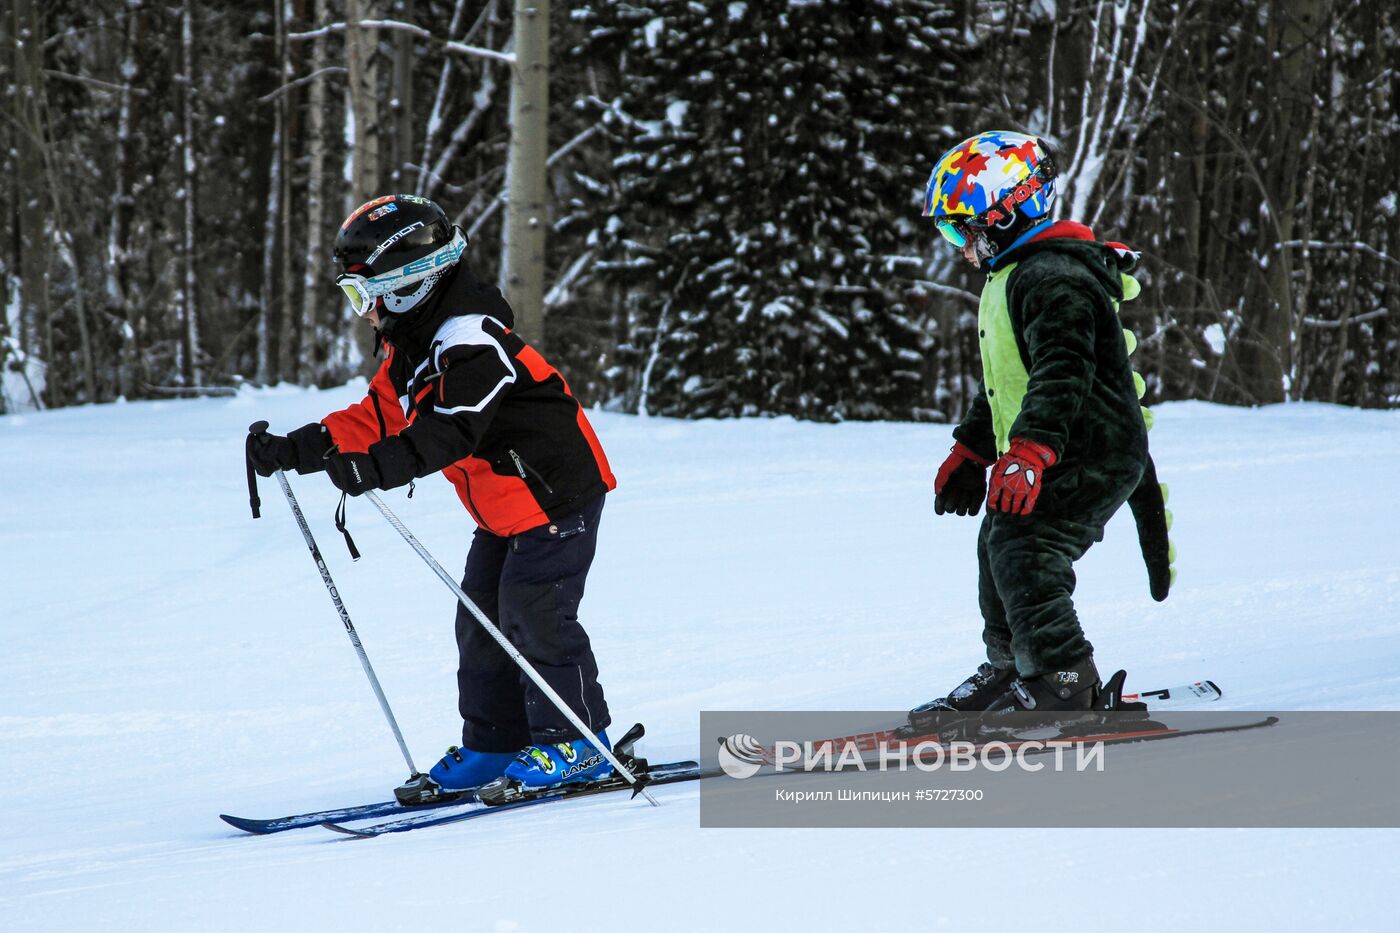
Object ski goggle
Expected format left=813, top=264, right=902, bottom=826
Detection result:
left=336, top=228, right=467, bottom=316
left=935, top=218, right=971, bottom=249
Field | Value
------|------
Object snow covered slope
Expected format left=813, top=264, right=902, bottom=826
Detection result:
left=2, top=386, right=1397, bottom=930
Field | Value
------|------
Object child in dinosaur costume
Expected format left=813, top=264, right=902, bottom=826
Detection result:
left=908, top=131, right=1175, bottom=726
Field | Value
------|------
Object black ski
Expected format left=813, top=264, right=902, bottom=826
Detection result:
left=321, top=759, right=706, bottom=837
left=220, top=790, right=476, bottom=835
left=224, top=721, right=659, bottom=835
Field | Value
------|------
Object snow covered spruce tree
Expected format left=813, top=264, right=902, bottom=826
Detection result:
left=562, top=1, right=967, bottom=419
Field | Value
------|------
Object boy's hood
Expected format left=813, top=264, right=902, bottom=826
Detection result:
left=995, top=220, right=1139, bottom=297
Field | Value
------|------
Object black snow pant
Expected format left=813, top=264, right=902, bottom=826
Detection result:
left=978, top=465, right=1140, bottom=678
left=456, top=495, right=610, bottom=752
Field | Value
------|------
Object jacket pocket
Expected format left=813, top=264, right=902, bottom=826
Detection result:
left=511, top=511, right=588, bottom=552
left=508, top=448, right=556, bottom=496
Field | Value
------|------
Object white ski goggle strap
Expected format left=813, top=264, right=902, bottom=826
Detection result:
left=336, top=228, right=467, bottom=317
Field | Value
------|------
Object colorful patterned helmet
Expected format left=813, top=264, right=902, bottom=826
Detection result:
left=923, top=131, right=1057, bottom=261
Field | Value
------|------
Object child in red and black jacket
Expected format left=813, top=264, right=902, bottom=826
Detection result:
left=248, top=195, right=617, bottom=792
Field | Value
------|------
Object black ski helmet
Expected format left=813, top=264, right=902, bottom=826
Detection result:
left=333, top=194, right=466, bottom=316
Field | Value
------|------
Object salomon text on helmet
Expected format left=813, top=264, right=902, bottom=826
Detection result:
left=333, top=194, right=466, bottom=317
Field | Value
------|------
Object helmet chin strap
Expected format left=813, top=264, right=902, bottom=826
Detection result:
left=972, top=233, right=997, bottom=267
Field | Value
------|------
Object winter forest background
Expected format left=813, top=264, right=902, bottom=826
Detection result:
left=4, top=0, right=1397, bottom=419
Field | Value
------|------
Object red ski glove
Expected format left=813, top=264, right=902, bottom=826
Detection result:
left=987, top=437, right=1058, bottom=516
left=934, top=441, right=993, bottom=516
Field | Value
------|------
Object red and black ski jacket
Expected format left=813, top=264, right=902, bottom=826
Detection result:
left=321, top=265, right=616, bottom=537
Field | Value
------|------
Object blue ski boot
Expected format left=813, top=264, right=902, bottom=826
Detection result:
left=428, top=745, right=515, bottom=792
left=503, top=731, right=613, bottom=789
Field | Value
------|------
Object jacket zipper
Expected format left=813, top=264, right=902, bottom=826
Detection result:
left=457, top=465, right=497, bottom=535
left=509, top=449, right=555, bottom=495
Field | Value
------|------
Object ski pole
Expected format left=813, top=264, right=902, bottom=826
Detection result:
left=246, top=421, right=427, bottom=786
left=362, top=490, right=660, bottom=806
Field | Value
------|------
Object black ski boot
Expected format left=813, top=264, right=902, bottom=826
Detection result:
left=901, top=662, right=1017, bottom=737
left=987, top=655, right=1101, bottom=712
left=983, top=659, right=1155, bottom=737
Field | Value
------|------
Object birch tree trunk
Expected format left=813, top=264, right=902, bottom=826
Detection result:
left=52, top=227, right=96, bottom=401
left=391, top=0, right=414, bottom=187
left=180, top=0, right=202, bottom=385
left=300, top=0, right=329, bottom=384
left=502, top=0, right=549, bottom=345
left=416, top=0, right=478, bottom=197
left=12, top=0, right=51, bottom=404
left=106, top=9, right=143, bottom=397
left=1056, top=0, right=1157, bottom=226
left=275, top=0, right=297, bottom=381
left=258, top=0, right=285, bottom=384
left=346, top=0, right=381, bottom=204
left=344, top=0, right=382, bottom=369
left=15, top=0, right=98, bottom=404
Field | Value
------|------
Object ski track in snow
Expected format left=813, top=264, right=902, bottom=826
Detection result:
left=1, top=389, right=1397, bottom=930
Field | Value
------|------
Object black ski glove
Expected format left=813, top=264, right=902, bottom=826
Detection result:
left=933, top=441, right=992, bottom=516
left=248, top=422, right=331, bottom=477
left=326, top=451, right=380, bottom=496
left=325, top=435, right=418, bottom=496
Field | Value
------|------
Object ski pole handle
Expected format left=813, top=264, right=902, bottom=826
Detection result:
left=246, top=420, right=270, bottom=519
